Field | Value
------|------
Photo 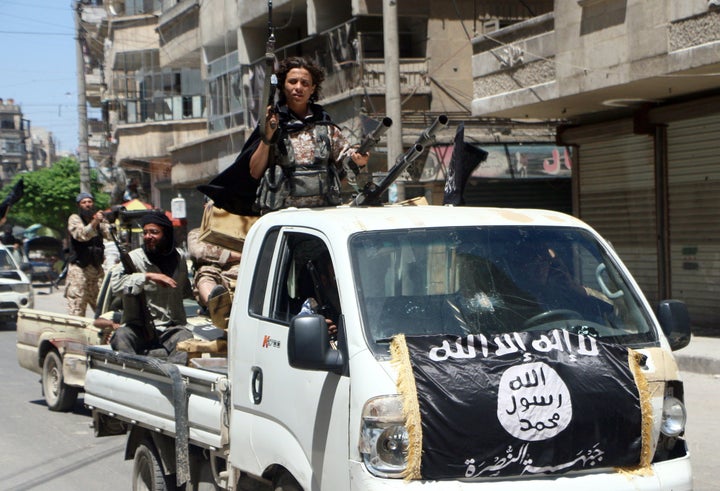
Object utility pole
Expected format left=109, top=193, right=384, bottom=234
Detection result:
left=74, top=1, right=91, bottom=193
left=383, top=0, right=403, bottom=201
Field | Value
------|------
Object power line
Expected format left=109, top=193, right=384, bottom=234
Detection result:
left=0, top=30, right=72, bottom=36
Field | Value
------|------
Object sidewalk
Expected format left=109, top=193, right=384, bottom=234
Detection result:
left=674, top=335, right=720, bottom=376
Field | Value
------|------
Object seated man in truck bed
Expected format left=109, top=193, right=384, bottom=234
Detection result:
left=109, top=211, right=193, bottom=364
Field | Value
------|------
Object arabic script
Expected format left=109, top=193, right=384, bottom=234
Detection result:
left=497, top=362, right=572, bottom=441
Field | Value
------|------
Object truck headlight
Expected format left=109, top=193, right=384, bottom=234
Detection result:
left=660, top=396, right=686, bottom=437
left=13, top=283, right=32, bottom=294
left=359, top=395, right=409, bottom=478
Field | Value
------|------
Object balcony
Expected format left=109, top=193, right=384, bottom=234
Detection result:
left=111, top=0, right=162, bottom=16
left=471, top=5, right=720, bottom=122
left=158, top=0, right=201, bottom=68
left=120, top=94, right=204, bottom=124
left=86, top=68, right=105, bottom=106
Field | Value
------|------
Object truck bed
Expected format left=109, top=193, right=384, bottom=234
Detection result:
left=84, top=346, right=229, bottom=451
left=16, top=308, right=102, bottom=378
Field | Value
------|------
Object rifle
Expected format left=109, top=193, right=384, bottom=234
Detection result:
left=351, top=115, right=449, bottom=206
left=343, top=117, right=393, bottom=177
left=258, top=0, right=278, bottom=144
left=109, top=225, right=157, bottom=344
left=305, top=260, right=339, bottom=345
left=305, top=260, right=337, bottom=321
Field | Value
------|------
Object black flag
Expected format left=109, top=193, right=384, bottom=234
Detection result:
left=392, top=331, right=648, bottom=480
left=443, top=123, right=487, bottom=206
left=0, top=178, right=24, bottom=220
left=197, top=128, right=263, bottom=216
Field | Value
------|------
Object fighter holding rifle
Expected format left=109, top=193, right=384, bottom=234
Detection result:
left=109, top=211, right=193, bottom=364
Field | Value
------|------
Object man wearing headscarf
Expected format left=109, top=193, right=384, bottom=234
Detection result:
left=109, top=210, right=193, bottom=363
left=66, top=192, right=112, bottom=316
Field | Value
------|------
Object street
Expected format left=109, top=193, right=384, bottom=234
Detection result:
left=0, top=289, right=718, bottom=490
left=0, top=290, right=132, bottom=491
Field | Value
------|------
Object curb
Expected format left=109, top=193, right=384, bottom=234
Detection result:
left=675, top=354, right=720, bottom=376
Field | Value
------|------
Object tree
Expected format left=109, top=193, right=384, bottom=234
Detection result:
left=0, top=157, right=109, bottom=235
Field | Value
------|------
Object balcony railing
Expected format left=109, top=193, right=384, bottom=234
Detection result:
left=243, top=20, right=430, bottom=129
left=358, top=59, right=429, bottom=93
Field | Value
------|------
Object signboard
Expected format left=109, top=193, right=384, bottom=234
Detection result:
left=419, top=144, right=573, bottom=182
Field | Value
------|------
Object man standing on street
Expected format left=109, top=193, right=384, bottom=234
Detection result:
left=109, top=210, right=192, bottom=364
left=66, top=192, right=112, bottom=316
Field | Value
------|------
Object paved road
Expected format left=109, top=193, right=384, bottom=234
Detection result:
left=0, top=290, right=132, bottom=491
left=682, top=371, right=720, bottom=491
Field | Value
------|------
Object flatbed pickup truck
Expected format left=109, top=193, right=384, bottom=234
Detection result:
left=16, top=273, right=116, bottom=411
left=85, top=205, right=693, bottom=491
left=16, top=266, right=213, bottom=412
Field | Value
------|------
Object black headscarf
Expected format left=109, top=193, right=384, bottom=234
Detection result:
left=139, top=211, right=178, bottom=276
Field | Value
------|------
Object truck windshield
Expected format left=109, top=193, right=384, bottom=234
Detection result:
left=349, top=226, right=658, bottom=354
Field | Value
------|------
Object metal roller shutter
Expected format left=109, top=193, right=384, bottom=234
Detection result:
left=666, top=114, right=720, bottom=328
left=576, top=132, right=658, bottom=303
left=462, top=178, right=572, bottom=213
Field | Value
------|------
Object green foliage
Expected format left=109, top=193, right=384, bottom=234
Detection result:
left=0, top=157, right=110, bottom=236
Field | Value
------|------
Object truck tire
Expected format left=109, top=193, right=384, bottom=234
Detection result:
left=42, top=350, right=79, bottom=412
left=133, top=441, right=173, bottom=491
left=273, top=473, right=303, bottom=491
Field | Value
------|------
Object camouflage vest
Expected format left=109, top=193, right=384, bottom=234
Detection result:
left=255, top=124, right=342, bottom=212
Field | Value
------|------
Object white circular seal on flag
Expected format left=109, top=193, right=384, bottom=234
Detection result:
left=497, top=361, right=572, bottom=441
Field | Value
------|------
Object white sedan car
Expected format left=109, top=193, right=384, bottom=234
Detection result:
left=0, top=245, right=34, bottom=323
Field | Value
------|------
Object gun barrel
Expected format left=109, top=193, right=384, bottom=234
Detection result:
left=356, top=117, right=393, bottom=155
left=351, top=143, right=424, bottom=207
left=416, top=114, right=449, bottom=148
left=258, top=1, right=276, bottom=142
left=344, top=117, right=393, bottom=177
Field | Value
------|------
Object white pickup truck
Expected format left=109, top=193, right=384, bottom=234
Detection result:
left=16, top=273, right=116, bottom=411
left=85, top=205, right=693, bottom=491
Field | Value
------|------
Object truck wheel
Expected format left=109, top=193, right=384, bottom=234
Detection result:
left=42, top=351, right=78, bottom=412
left=273, top=473, right=303, bottom=491
left=133, top=441, right=173, bottom=491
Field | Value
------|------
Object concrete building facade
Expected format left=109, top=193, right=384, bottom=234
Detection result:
left=471, top=0, right=720, bottom=327
left=82, top=0, right=568, bottom=228
left=0, top=98, right=29, bottom=185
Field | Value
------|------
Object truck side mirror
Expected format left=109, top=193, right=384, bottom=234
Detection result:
left=288, top=314, right=344, bottom=374
left=656, top=300, right=691, bottom=351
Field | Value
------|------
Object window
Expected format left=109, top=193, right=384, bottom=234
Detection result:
left=206, top=52, right=244, bottom=132
left=249, top=229, right=279, bottom=316
left=113, top=51, right=204, bottom=124
left=263, top=232, right=339, bottom=326
left=350, top=226, right=658, bottom=355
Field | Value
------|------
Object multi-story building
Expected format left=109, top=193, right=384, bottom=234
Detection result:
left=471, top=0, right=720, bottom=327
left=83, top=1, right=568, bottom=228
left=28, top=128, right=57, bottom=171
left=0, top=98, right=29, bottom=185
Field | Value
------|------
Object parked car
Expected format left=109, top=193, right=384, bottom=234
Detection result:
left=0, top=244, right=34, bottom=323
left=24, top=236, right=65, bottom=287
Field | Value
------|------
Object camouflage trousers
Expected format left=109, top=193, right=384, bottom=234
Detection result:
left=65, top=263, right=104, bottom=317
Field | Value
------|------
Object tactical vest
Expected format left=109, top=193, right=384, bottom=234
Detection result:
left=255, top=124, right=342, bottom=211
left=69, top=218, right=105, bottom=268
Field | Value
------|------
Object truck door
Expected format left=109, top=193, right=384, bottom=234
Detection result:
left=240, top=229, right=350, bottom=489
